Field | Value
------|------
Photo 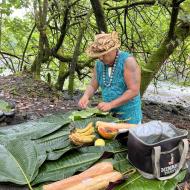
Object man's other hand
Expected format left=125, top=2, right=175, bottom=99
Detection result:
left=78, top=95, right=89, bottom=109
left=97, top=102, right=112, bottom=112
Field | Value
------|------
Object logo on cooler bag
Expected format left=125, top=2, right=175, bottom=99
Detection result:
left=168, top=153, right=174, bottom=165
left=161, top=153, right=178, bottom=176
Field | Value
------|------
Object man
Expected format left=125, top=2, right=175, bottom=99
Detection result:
left=78, top=31, right=142, bottom=124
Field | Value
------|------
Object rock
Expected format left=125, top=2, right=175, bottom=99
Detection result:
left=0, top=111, right=4, bottom=117
left=4, top=110, right=15, bottom=117
left=171, top=107, right=179, bottom=115
left=162, top=105, right=172, bottom=112
left=0, top=115, right=5, bottom=122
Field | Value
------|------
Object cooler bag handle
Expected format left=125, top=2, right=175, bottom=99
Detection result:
left=152, top=139, right=188, bottom=180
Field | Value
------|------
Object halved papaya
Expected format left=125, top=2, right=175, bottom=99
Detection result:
left=97, top=126, right=118, bottom=139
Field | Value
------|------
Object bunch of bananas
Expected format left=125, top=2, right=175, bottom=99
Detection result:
left=69, top=122, right=96, bottom=146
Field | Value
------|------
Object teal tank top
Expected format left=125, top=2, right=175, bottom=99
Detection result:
left=96, top=51, right=142, bottom=124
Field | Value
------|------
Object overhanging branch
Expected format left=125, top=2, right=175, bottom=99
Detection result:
left=106, top=1, right=156, bottom=10
left=0, top=51, right=30, bottom=64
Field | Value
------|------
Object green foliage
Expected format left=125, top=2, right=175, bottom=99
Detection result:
left=0, top=139, right=42, bottom=189
left=69, top=107, right=110, bottom=121
left=114, top=170, right=187, bottom=190
left=0, top=0, right=189, bottom=90
left=0, top=99, right=12, bottom=112
left=0, top=111, right=187, bottom=189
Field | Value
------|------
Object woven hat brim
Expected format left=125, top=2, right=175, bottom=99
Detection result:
left=86, top=44, right=120, bottom=58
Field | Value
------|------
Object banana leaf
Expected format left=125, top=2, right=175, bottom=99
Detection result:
left=34, top=130, right=74, bottom=160
left=0, top=138, right=46, bottom=186
left=69, top=107, right=110, bottom=121
left=0, top=119, right=70, bottom=140
left=69, top=115, right=117, bottom=128
left=32, top=146, right=106, bottom=185
left=111, top=152, right=187, bottom=190
left=112, top=153, right=133, bottom=173
left=114, top=169, right=187, bottom=190
left=46, top=144, right=74, bottom=161
left=32, top=139, right=127, bottom=185
left=34, top=116, right=116, bottom=160
left=38, top=112, right=72, bottom=123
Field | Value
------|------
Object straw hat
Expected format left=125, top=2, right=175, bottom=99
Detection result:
left=86, top=31, right=121, bottom=58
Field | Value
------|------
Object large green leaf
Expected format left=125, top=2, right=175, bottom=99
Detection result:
left=114, top=170, right=187, bottom=190
left=46, top=144, right=74, bottom=161
left=69, top=116, right=116, bottom=128
left=0, top=114, right=70, bottom=140
left=34, top=130, right=74, bottom=160
left=0, top=139, right=45, bottom=186
left=33, top=139, right=128, bottom=185
left=32, top=146, right=106, bottom=185
left=112, top=153, right=133, bottom=173
left=69, top=107, right=110, bottom=121
left=37, top=116, right=118, bottom=160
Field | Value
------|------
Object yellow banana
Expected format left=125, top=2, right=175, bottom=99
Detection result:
left=71, top=133, right=95, bottom=144
left=75, top=122, right=94, bottom=133
left=79, top=134, right=96, bottom=143
left=79, top=127, right=95, bottom=136
left=69, top=134, right=83, bottom=146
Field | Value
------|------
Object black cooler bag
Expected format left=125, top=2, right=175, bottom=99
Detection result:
left=127, top=121, right=188, bottom=180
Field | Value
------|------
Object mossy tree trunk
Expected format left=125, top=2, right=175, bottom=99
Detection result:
left=68, top=11, right=92, bottom=97
left=55, top=61, right=69, bottom=90
left=141, top=21, right=190, bottom=94
left=31, top=0, right=49, bottom=80
left=67, top=27, right=85, bottom=97
left=141, top=1, right=190, bottom=95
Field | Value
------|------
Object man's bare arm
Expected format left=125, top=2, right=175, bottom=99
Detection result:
left=110, top=56, right=141, bottom=109
left=83, top=67, right=99, bottom=99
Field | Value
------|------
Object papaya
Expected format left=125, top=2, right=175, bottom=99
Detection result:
left=96, top=121, right=137, bottom=139
left=96, top=121, right=136, bottom=129
left=97, top=125, right=118, bottom=139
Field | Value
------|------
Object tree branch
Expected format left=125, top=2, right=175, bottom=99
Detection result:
left=90, top=0, right=108, bottom=32
left=51, top=6, right=70, bottom=53
left=168, top=0, right=180, bottom=39
left=106, top=1, right=156, bottom=11
left=177, top=0, right=186, bottom=5
left=20, top=24, right=36, bottom=71
left=0, top=51, right=29, bottom=64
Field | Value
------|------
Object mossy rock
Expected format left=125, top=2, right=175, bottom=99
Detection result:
left=0, top=99, right=15, bottom=117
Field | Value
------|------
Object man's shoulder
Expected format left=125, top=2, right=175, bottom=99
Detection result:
left=95, top=60, right=103, bottom=66
left=95, top=60, right=104, bottom=71
left=119, top=50, right=132, bottom=58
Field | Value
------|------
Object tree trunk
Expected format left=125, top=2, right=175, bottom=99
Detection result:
left=141, top=21, right=190, bottom=95
left=68, top=11, right=92, bottom=97
left=55, top=61, right=69, bottom=90
left=67, top=26, right=85, bottom=97
left=31, top=0, right=49, bottom=80
left=90, top=0, right=108, bottom=33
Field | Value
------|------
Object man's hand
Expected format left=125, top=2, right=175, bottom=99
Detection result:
left=78, top=95, right=89, bottom=109
left=97, top=102, right=112, bottom=112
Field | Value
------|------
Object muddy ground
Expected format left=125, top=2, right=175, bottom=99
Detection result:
left=0, top=72, right=189, bottom=190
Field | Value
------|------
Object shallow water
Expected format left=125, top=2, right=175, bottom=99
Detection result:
left=143, top=82, right=190, bottom=108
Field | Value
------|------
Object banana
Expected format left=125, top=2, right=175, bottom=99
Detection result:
left=75, top=122, right=94, bottom=133
left=69, top=134, right=83, bottom=146
left=79, top=127, right=95, bottom=136
left=69, top=122, right=96, bottom=146
left=79, top=134, right=96, bottom=143
left=69, top=133, right=95, bottom=145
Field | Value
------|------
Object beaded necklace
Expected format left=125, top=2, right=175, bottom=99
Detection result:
left=102, top=50, right=119, bottom=87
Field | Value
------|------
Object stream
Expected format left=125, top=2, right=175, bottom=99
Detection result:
left=143, top=81, right=190, bottom=109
